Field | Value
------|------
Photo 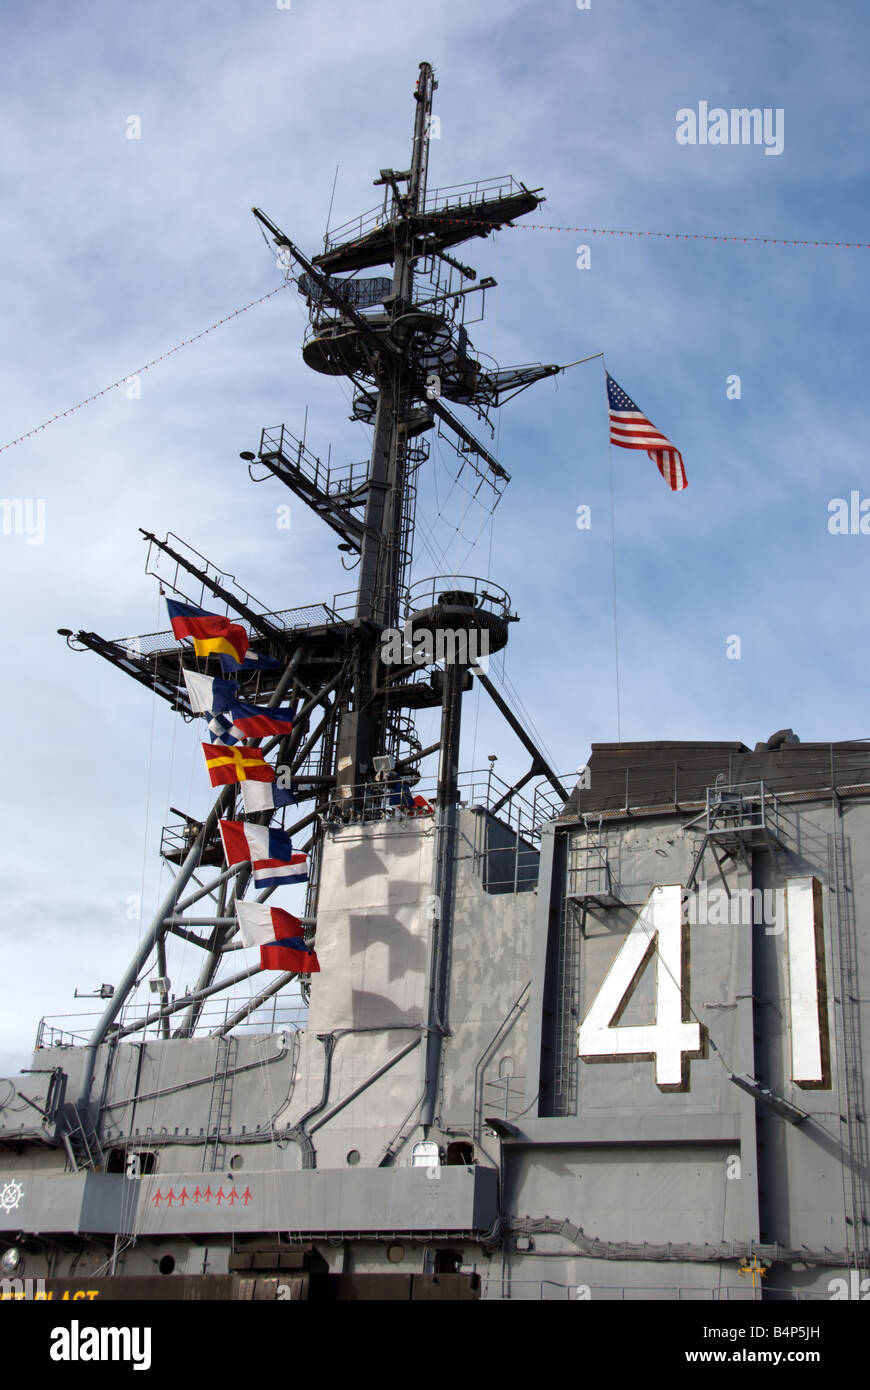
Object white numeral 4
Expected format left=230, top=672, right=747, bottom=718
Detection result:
left=577, top=884, right=701, bottom=1089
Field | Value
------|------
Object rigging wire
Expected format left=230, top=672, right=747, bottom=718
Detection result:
left=5, top=206, right=863, bottom=457
left=134, top=596, right=166, bottom=967
left=41, top=191, right=856, bottom=1247
left=324, top=164, right=340, bottom=245
left=412, top=268, right=564, bottom=771
left=87, top=241, right=579, bottom=1027
left=0, top=284, right=290, bottom=455
left=469, top=231, right=503, bottom=768
left=356, top=214, right=870, bottom=251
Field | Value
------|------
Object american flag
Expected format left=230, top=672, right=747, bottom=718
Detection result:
left=606, top=372, right=688, bottom=492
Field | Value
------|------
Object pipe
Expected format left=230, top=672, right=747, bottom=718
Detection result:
left=174, top=864, right=244, bottom=913
left=172, top=648, right=310, bottom=1035
left=283, top=1034, right=336, bottom=1168
left=211, top=974, right=298, bottom=1035
left=309, top=1037, right=421, bottom=1134
left=506, top=1216, right=855, bottom=1268
left=77, top=780, right=238, bottom=1107
left=472, top=984, right=530, bottom=1153
left=101, top=1038, right=288, bottom=1110
left=420, top=658, right=464, bottom=1128
left=111, top=965, right=262, bottom=1040
left=476, top=670, right=568, bottom=801
left=490, top=767, right=536, bottom=817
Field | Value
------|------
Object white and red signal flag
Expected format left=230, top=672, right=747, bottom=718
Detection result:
left=606, top=372, right=688, bottom=492
left=218, top=820, right=308, bottom=889
left=235, top=902, right=320, bottom=974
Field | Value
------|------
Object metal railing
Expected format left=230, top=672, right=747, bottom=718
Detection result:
left=36, top=1020, right=92, bottom=1049
left=160, top=820, right=206, bottom=862
left=331, top=588, right=373, bottom=620
left=704, top=779, right=783, bottom=840
left=258, top=425, right=369, bottom=503
left=326, top=460, right=370, bottom=500
left=468, top=806, right=539, bottom=894
left=423, top=174, right=525, bottom=214
left=109, top=601, right=341, bottom=660
left=569, top=749, right=870, bottom=822
left=566, top=842, right=614, bottom=902
left=404, top=575, right=514, bottom=624
left=478, top=1276, right=763, bottom=1301
left=36, top=993, right=308, bottom=1051
left=297, top=271, right=391, bottom=311
left=324, top=768, right=564, bottom=843
left=324, top=175, right=525, bottom=251
left=143, top=531, right=273, bottom=624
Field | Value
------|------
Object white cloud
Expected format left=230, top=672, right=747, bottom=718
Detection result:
left=1, top=0, right=869, bottom=1068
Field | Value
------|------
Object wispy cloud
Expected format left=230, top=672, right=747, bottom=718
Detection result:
left=1, top=0, right=868, bottom=1070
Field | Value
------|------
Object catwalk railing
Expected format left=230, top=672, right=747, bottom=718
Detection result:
left=108, top=601, right=341, bottom=660
left=323, top=767, right=566, bottom=844
left=36, top=992, right=308, bottom=1050
left=324, top=175, right=526, bottom=251
left=474, top=1276, right=828, bottom=1300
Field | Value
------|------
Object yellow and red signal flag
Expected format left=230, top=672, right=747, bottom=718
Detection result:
left=201, top=743, right=274, bottom=787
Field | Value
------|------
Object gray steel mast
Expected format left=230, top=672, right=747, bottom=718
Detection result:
left=66, top=61, right=569, bottom=1128
left=332, top=60, right=436, bottom=798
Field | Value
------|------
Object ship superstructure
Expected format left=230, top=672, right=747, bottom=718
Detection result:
left=0, top=65, right=867, bottom=1303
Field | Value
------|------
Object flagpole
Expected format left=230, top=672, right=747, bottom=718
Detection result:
left=603, top=358, right=623, bottom=742
left=560, top=351, right=604, bottom=372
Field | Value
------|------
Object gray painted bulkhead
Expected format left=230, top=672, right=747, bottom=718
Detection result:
left=1, top=755, right=868, bottom=1299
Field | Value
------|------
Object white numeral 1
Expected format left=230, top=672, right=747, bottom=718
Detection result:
left=577, top=884, right=701, bottom=1089
left=785, top=876, right=830, bottom=1086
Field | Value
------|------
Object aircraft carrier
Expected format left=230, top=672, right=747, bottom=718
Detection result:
left=1, top=62, right=867, bottom=1303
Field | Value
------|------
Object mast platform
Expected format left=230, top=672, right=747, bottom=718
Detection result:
left=315, top=175, right=543, bottom=275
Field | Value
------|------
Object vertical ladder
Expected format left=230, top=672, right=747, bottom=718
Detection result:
left=829, top=824, right=870, bottom=1273
left=203, top=1036, right=238, bottom=1173
left=61, top=1102, right=105, bottom=1172
left=552, top=884, right=580, bottom=1118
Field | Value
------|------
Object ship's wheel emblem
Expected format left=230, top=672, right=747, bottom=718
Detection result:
left=0, top=1181, right=23, bottom=1212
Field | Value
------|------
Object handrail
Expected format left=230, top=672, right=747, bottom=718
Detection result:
left=324, top=175, right=524, bottom=250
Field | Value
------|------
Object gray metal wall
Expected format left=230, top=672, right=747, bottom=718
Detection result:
left=2, top=789, right=866, bottom=1300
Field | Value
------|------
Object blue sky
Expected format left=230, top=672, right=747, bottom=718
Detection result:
left=2, top=0, right=869, bottom=1073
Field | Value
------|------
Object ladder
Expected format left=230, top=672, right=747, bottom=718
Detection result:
left=203, top=1036, right=238, bottom=1172
left=61, top=1102, right=105, bottom=1172
left=258, top=425, right=366, bottom=551
left=829, top=824, right=870, bottom=1273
